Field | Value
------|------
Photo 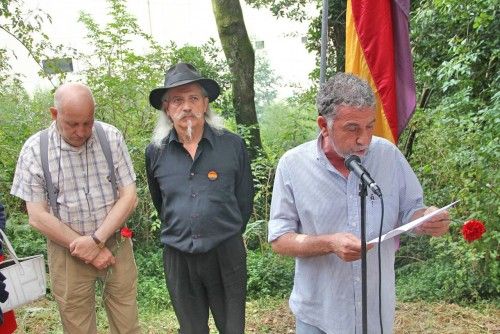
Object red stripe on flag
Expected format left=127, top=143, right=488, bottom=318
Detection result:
left=351, top=0, right=398, bottom=141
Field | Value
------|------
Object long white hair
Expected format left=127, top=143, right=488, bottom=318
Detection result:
left=151, top=107, right=225, bottom=147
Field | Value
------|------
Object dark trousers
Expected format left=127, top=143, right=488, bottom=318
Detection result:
left=163, top=234, right=247, bottom=334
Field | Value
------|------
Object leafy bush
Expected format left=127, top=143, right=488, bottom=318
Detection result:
left=395, top=0, right=499, bottom=304
left=260, top=99, right=317, bottom=157
left=134, top=247, right=170, bottom=310
left=4, top=212, right=46, bottom=258
left=396, top=88, right=499, bottom=304
left=247, top=249, right=294, bottom=299
left=397, top=235, right=499, bottom=304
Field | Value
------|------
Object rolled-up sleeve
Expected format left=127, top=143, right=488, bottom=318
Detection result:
left=268, top=156, right=300, bottom=242
left=396, top=150, right=425, bottom=225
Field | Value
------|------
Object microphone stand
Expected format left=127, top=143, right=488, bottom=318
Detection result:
left=358, top=182, right=368, bottom=334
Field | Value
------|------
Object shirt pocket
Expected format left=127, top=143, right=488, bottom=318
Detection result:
left=200, top=169, right=235, bottom=202
left=366, top=193, right=399, bottom=240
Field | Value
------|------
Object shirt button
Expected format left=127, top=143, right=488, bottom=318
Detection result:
left=190, top=172, right=195, bottom=176
left=191, top=193, right=196, bottom=198
left=191, top=214, right=199, bottom=218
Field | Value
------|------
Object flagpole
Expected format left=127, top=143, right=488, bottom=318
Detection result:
left=319, top=0, right=328, bottom=85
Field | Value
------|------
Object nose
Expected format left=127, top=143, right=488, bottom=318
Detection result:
left=76, top=125, right=91, bottom=139
left=356, top=129, right=372, bottom=147
left=181, top=100, right=192, bottom=110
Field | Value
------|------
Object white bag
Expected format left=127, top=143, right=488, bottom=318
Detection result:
left=0, top=229, right=46, bottom=312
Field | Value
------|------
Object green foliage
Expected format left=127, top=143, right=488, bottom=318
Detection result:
left=245, top=152, right=277, bottom=250
left=245, top=0, right=310, bottom=21
left=247, top=249, right=294, bottom=299
left=4, top=212, right=46, bottom=258
left=0, top=89, right=52, bottom=211
left=134, top=247, right=171, bottom=310
left=260, top=98, right=317, bottom=156
left=0, top=0, right=73, bottom=86
left=245, top=0, right=346, bottom=76
left=411, top=0, right=498, bottom=102
left=396, top=89, right=499, bottom=303
left=254, top=53, right=280, bottom=117
left=396, top=0, right=499, bottom=304
left=397, top=235, right=499, bottom=304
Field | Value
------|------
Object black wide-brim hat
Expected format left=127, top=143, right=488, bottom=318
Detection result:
left=149, top=62, right=221, bottom=110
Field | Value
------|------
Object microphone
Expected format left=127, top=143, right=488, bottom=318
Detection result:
left=344, top=155, right=382, bottom=198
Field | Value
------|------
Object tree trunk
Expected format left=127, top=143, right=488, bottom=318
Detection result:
left=212, top=0, right=262, bottom=160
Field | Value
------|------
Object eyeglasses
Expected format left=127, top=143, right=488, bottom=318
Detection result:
left=166, top=95, right=203, bottom=107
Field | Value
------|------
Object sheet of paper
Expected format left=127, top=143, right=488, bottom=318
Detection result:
left=368, top=200, right=459, bottom=245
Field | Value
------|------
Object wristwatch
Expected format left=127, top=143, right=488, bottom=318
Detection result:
left=91, top=233, right=105, bottom=249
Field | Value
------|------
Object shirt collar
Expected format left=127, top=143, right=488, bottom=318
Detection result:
left=166, top=125, right=215, bottom=148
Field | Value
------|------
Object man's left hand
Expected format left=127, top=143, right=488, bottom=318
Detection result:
left=69, top=235, right=100, bottom=263
left=414, top=206, right=451, bottom=237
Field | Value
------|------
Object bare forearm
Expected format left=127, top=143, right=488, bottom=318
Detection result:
left=26, top=202, right=80, bottom=248
left=272, top=231, right=373, bottom=262
left=271, top=232, right=335, bottom=257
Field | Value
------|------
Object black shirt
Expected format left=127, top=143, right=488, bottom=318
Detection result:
left=145, top=125, right=254, bottom=253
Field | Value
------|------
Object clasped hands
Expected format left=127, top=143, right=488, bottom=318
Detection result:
left=69, top=235, right=116, bottom=270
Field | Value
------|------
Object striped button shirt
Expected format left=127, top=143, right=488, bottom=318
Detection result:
left=268, top=135, right=424, bottom=334
left=11, top=121, right=136, bottom=235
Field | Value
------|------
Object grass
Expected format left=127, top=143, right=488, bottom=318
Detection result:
left=14, top=296, right=499, bottom=333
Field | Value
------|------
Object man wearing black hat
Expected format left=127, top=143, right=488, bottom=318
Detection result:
left=145, top=63, right=254, bottom=334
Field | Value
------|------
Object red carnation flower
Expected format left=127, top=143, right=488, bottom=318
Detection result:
left=461, top=219, right=486, bottom=243
left=120, top=226, right=134, bottom=238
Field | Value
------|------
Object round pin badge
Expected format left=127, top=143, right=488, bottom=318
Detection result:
left=207, top=170, right=218, bottom=181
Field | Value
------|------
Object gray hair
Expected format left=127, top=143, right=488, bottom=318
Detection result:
left=316, top=73, right=375, bottom=123
left=151, top=86, right=225, bottom=146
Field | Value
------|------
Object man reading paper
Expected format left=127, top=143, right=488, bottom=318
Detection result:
left=268, top=73, right=451, bottom=334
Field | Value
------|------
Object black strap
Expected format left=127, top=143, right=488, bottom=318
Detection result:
left=40, top=129, right=60, bottom=219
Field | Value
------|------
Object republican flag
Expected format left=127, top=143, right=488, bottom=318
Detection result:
left=345, top=0, right=416, bottom=143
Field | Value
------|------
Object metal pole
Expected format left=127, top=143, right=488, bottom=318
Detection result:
left=320, top=0, right=329, bottom=85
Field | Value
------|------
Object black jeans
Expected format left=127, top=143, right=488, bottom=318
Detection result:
left=163, top=234, right=247, bottom=334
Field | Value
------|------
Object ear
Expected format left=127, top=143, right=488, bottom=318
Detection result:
left=317, top=116, right=328, bottom=137
left=49, top=107, right=58, bottom=121
left=203, top=97, right=209, bottom=114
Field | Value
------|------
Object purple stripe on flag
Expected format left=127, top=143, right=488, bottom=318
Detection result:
left=392, top=0, right=416, bottom=137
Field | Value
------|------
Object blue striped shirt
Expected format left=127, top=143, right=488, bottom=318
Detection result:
left=268, top=135, right=424, bottom=334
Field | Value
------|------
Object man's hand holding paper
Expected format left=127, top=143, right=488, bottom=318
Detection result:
left=368, top=201, right=458, bottom=245
left=413, top=206, right=451, bottom=237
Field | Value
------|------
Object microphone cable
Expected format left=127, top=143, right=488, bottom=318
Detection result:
left=377, top=195, right=385, bottom=334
